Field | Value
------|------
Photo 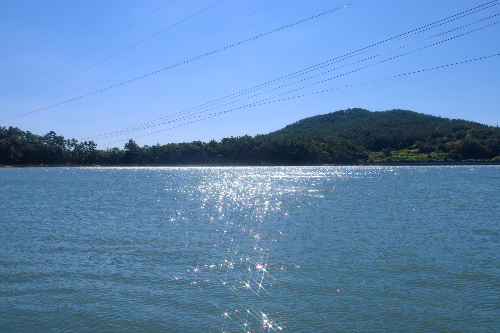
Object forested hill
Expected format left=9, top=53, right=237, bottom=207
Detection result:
left=269, top=108, right=498, bottom=151
left=265, top=108, right=500, bottom=162
left=1, top=108, right=500, bottom=165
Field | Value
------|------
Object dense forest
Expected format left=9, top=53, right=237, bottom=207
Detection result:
left=1, top=109, right=499, bottom=165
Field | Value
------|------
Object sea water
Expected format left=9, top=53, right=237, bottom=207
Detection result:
left=1, top=166, right=499, bottom=332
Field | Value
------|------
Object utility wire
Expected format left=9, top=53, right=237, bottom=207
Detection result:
left=0, top=0, right=177, bottom=98
left=0, top=0, right=227, bottom=110
left=85, top=7, right=499, bottom=139
left=94, top=13, right=499, bottom=139
left=1, top=0, right=364, bottom=120
left=102, top=53, right=499, bottom=146
left=4, top=0, right=495, bottom=120
left=95, top=21, right=498, bottom=141
left=0, top=0, right=287, bottom=119
left=160, top=24, right=499, bottom=128
left=99, top=21, right=500, bottom=140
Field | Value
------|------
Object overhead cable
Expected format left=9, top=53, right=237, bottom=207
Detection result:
left=1, top=0, right=364, bottom=120
left=4, top=0, right=495, bottom=119
left=0, top=0, right=227, bottom=110
left=1, top=0, right=287, bottom=119
left=85, top=9, right=499, bottom=139
left=94, top=21, right=498, bottom=141
left=102, top=54, right=500, bottom=146
left=0, top=0, right=177, bottom=98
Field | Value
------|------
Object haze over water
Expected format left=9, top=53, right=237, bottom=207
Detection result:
left=1, top=166, right=499, bottom=332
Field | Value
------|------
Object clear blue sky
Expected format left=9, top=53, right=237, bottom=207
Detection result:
left=1, top=0, right=499, bottom=149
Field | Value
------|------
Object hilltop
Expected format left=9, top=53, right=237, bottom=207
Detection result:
left=1, top=108, right=499, bottom=165
left=265, top=108, right=500, bottom=162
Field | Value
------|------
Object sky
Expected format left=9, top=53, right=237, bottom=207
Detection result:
left=0, top=0, right=499, bottom=149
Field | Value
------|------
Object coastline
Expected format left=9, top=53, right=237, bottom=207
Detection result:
left=2, top=161, right=500, bottom=168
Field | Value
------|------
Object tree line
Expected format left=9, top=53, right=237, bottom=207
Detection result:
left=0, top=126, right=365, bottom=165
left=1, top=109, right=499, bottom=165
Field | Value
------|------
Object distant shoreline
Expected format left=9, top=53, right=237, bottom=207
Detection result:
left=2, top=161, right=500, bottom=168
left=3, top=109, right=499, bottom=166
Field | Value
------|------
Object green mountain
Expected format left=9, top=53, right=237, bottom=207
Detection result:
left=264, top=108, right=500, bottom=162
left=1, top=108, right=499, bottom=165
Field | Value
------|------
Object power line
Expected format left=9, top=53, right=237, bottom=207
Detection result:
left=100, top=16, right=499, bottom=139
left=96, top=22, right=498, bottom=139
left=1, top=0, right=364, bottom=120
left=0, top=0, right=227, bottom=110
left=95, top=21, right=498, bottom=141
left=85, top=9, right=499, bottom=139
left=87, top=2, right=499, bottom=138
left=102, top=54, right=499, bottom=146
left=0, top=0, right=177, bottom=98
left=0, top=0, right=287, bottom=119
left=4, top=0, right=495, bottom=120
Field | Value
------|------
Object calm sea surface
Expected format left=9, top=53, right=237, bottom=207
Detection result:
left=1, top=166, right=499, bottom=332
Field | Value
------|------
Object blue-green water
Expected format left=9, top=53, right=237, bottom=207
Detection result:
left=1, top=166, right=499, bottom=332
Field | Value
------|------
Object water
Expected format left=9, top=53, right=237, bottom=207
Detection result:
left=1, top=166, right=499, bottom=332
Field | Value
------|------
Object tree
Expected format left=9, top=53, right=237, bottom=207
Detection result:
left=123, top=139, right=142, bottom=163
